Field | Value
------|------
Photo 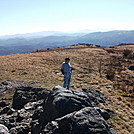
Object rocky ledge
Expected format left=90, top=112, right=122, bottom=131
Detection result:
left=0, top=83, right=117, bottom=134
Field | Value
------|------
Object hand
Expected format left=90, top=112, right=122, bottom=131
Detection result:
left=61, top=69, right=64, bottom=75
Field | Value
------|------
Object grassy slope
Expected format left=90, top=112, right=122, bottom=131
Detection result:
left=0, top=44, right=134, bottom=134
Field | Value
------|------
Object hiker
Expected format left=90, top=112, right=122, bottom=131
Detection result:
left=61, top=57, right=72, bottom=89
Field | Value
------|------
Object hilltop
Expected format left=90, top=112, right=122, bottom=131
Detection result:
left=0, top=44, right=134, bottom=133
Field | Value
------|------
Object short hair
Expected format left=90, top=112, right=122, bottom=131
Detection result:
left=65, top=57, right=70, bottom=61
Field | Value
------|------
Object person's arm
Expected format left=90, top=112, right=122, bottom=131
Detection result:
left=61, top=63, right=64, bottom=75
left=61, top=69, right=64, bottom=75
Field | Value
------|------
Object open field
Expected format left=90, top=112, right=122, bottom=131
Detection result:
left=0, top=44, right=134, bottom=134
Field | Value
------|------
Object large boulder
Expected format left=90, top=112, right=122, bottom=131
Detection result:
left=0, top=124, right=9, bottom=134
left=43, top=86, right=106, bottom=124
left=43, top=107, right=116, bottom=134
left=12, top=86, right=49, bottom=109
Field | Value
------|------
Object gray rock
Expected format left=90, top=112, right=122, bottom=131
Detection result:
left=82, top=88, right=106, bottom=104
left=31, top=120, right=42, bottom=134
left=16, top=109, right=32, bottom=123
left=0, top=107, right=10, bottom=115
left=0, top=117, right=7, bottom=125
left=43, top=86, right=98, bottom=124
left=10, top=124, right=29, bottom=134
left=7, top=108, right=15, bottom=115
left=12, top=89, right=32, bottom=110
left=43, top=107, right=117, bottom=134
left=106, top=85, right=113, bottom=88
left=24, top=100, right=43, bottom=110
left=1, top=81, right=9, bottom=85
left=0, top=101, right=8, bottom=108
left=0, top=116, right=16, bottom=130
left=32, top=106, right=44, bottom=121
left=0, top=124, right=9, bottom=134
left=12, top=86, right=49, bottom=109
left=18, top=68, right=27, bottom=70
left=94, top=107, right=110, bottom=120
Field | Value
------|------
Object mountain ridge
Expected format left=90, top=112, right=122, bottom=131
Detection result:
left=0, top=30, right=134, bottom=55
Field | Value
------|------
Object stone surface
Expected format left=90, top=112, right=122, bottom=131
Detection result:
left=43, top=107, right=116, bottom=134
left=12, top=86, right=49, bottom=109
left=7, top=108, right=15, bottom=115
left=10, top=124, right=29, bottom=134
left=81, top=88, right=106, bottom=104
left=0, top=107, right=10, bottom=115
left=0, top=101, right=9, bottom=108
left=94, top=107, right=110, bottom=120
left=0, top=124, right=9, bottom=134
left=43, top=86, right=106, bottom=124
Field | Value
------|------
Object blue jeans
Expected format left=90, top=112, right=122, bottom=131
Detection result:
left=63, top=72, right=71, bottom=89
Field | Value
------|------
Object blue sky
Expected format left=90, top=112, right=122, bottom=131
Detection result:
left=0, top=0, right=134, bottom=35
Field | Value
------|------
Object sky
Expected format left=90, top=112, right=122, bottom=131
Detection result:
left=0, top=0, right=134, bottom=35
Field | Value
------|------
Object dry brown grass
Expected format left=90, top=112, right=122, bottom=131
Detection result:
left=0, top=44, right=134, bottom=134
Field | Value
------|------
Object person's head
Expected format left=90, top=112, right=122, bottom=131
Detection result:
left=65, top=57, right=70, bottom=63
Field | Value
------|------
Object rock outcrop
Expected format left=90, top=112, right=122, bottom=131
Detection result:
left=0, top=82, right=117, bottom=134
left=12, top=86, right=48, bottom=109
left=41, top=86, right=116, bottom=134
left=43, top=107, right=116, bottom=134
left=42, top=86, right=106, bottom=124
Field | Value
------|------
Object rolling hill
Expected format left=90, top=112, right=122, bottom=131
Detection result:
left=0, top=44, right=134, bottom=134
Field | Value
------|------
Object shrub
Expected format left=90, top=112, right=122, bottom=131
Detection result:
left=106, top=49, right=115, bottom=53
left=123, top=49, right=132, bottom=58
left=106, top=71, right=115, bottom=80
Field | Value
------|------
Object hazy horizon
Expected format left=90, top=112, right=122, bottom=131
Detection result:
left=0, top=28, right=123, bottom=36
left=1, top=0, right=134, bottom=36
left=1, top=29, right=134, bottom=38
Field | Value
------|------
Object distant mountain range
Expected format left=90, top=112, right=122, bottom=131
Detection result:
left=0, top=30, right=134, bottom=55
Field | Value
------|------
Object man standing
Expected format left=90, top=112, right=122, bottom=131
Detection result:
left=61, top=58, right=72, bottom=89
